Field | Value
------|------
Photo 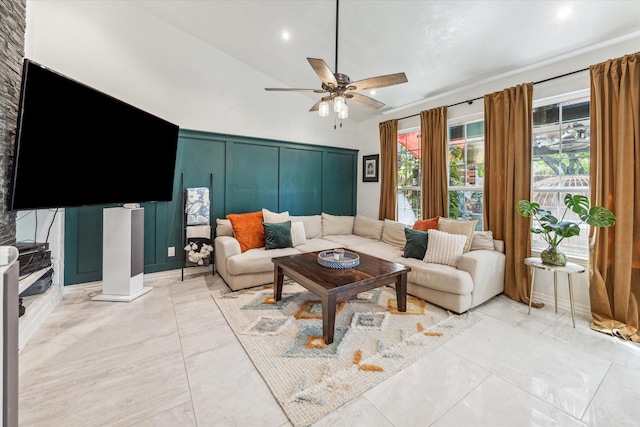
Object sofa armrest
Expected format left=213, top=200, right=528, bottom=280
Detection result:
left=457, top=249, right=506, bottom=305
left=214, top=236, right=241, bottom=283
left=215, top=235, right=241, bottom=256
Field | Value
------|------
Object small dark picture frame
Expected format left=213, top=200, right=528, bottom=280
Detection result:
left=363, top=154, right=379, bottom=182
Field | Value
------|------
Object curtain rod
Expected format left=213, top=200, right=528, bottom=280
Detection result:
left=396, top=66, right=590, bottom=121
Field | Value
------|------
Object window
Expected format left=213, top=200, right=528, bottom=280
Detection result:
left=448, top=118, right=484, bottom=230
left=532, top=95, right=590, bottom=257
left=397, top=129, right=421, bottom=224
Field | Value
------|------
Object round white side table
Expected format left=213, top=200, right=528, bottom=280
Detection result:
left=524, top=257, right=586, bottom=328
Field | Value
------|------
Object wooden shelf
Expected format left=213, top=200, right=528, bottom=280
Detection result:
left=18, top=261, right=62, bottom=351
left=19, top=267, right=51, bottom=294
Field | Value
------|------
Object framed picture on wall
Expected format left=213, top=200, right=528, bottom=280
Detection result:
left=363, top=154, right=379, bottom=182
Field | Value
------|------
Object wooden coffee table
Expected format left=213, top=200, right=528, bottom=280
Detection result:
left=272, top=250, right=411, bottom=344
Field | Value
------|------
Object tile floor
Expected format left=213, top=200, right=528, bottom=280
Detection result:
left=18, top=269, right=640, bottom=426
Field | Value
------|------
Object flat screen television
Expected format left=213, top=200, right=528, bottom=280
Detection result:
left=9, top=59, right=179, bottom=211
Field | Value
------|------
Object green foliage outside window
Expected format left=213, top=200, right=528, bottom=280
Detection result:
left=448, top=145, right=465, bottom=218
left=397, top=145, right=421, bottom=219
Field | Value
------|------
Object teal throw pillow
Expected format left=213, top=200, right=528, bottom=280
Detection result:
left=263, top=221, right=293, bottom=250
left=403, top=228, right=429, bottom=259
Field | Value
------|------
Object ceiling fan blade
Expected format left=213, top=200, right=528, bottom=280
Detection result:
left=345, top=93, right=385, bottom=110
left=348, top=72, right=408, bottom=91
left=309, top=99, right=322, bottom=112
left=265, top=88, right=326, bottom=93
left=307, top=58, right=338, bottom=87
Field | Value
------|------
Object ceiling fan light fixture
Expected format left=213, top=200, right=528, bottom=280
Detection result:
left=319, top=100, right=330, bottom=117
left=333, top=95, right=345, bottom=112
left=338, top=103, right=348, bottom=119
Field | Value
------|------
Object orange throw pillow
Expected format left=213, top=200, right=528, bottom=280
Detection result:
left=413, top=216, right=439, bottom=231
left=227, top=211, right=265, bottom=252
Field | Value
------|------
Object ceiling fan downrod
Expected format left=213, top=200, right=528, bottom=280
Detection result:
left=335, top=0, right=339, bottom=74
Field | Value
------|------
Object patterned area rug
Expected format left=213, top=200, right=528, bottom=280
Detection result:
left=212, top=282, right=480, bottom=427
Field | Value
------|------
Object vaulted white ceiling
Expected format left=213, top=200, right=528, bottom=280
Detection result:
left=129, top=0, right=640, bottom=122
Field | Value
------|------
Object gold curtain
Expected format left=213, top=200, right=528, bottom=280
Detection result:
left=378, top=119, right=398, bottom=220
left=484, top=83, right=538, bottom=305
left=420, top=106, right=449, bottom=218
left=589, top=52, right=640, bottom=342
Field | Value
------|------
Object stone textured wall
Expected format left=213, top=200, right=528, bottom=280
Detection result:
left=0, top=0, right=26, bottom=245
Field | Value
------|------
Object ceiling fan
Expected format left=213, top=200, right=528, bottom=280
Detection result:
left=264, top=0, right=408, bottom=122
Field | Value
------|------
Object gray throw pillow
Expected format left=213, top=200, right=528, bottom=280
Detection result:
left=263, top=221, right=292, bottom=249
left=403, top=228, right=429, bottom=259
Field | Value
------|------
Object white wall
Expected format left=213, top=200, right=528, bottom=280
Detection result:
left=24, top=0, right=365, bottom=148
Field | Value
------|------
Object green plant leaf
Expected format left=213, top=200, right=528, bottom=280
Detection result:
left=556, top=221, right=582, bottom=238
left=516, top=200, right=539, bottom=217
left=581, top=206, right=617, bottom=227
left=564, top=194, right=590, bottom=216
left=537, top=210, right=557, bottom=224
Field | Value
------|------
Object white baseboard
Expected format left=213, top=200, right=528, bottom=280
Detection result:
left=531, top=290, right=591, bottom=317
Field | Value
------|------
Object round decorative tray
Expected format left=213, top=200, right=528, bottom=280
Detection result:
left=317, top=250, right=360, bottom=269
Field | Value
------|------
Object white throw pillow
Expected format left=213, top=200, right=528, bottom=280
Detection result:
left=321, top=212, right=355, bottom=236
left=289, top=215, right=322, bottom=239
left=470, top=231, right=494, bottom=251
left=381, top=219, right=408, bottom=247
left=215, top=218, right=234, bottom=237
left=437, top=217, right=477, bottom=253
left=262, top=208, right=289, bottom=223
left=290, top=221, right=307, bottom=247
left=353, top=214, right=384, bottom=240
left=423, top=229, right=467, bottom=267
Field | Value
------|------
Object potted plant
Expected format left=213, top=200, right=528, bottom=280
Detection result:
left=516, top=194, right=616, bottom=266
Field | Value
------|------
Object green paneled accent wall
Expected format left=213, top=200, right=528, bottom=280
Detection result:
left=323, top=151, right=357, bottom=215
left=64, top=129, right=357, bottom=285
left=279, top=148, right=323, bottom=215
left=226, top=142, right=279, bottom=213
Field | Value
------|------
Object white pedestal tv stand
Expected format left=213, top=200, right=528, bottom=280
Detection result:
left=92, top=206, right=152, bottom=302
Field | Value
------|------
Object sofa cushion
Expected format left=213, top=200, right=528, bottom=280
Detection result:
left=403, top=228, right=429, bottom=260
left=412, top=216, right=439, bottom=232
left=263, top=221, right=293, bottom=249
left=353, top=214, right=384, bottom=240
left=290, top=221, right=307, bottom=247
left=350, top=241, right=404, bottom=262
left=262, top=208, right=289, bottom=223
left=470, top=230, right=494, bottom=251
left=294, top=238, right=341, bottom=253
left=227, top=211, right=265, bottom=252
left=437, top=217, right=477, bottom=253
left=227, top=246, right=300, bottom=275
left=381, top=219, right=407, bottom=247
left=322, top=234, right=378, bottom=248
left=396, top=256, right=474, bottom=295
left=322, top=213, right=355, bottom=236
left=289, top=215, right=322, bottom=239
left=216, top=218, right=234, bottom=237
left=423, top=229, right=466, bottom=267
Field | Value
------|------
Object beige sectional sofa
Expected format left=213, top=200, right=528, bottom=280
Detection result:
left=214, top=211, right=505, bottom=314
